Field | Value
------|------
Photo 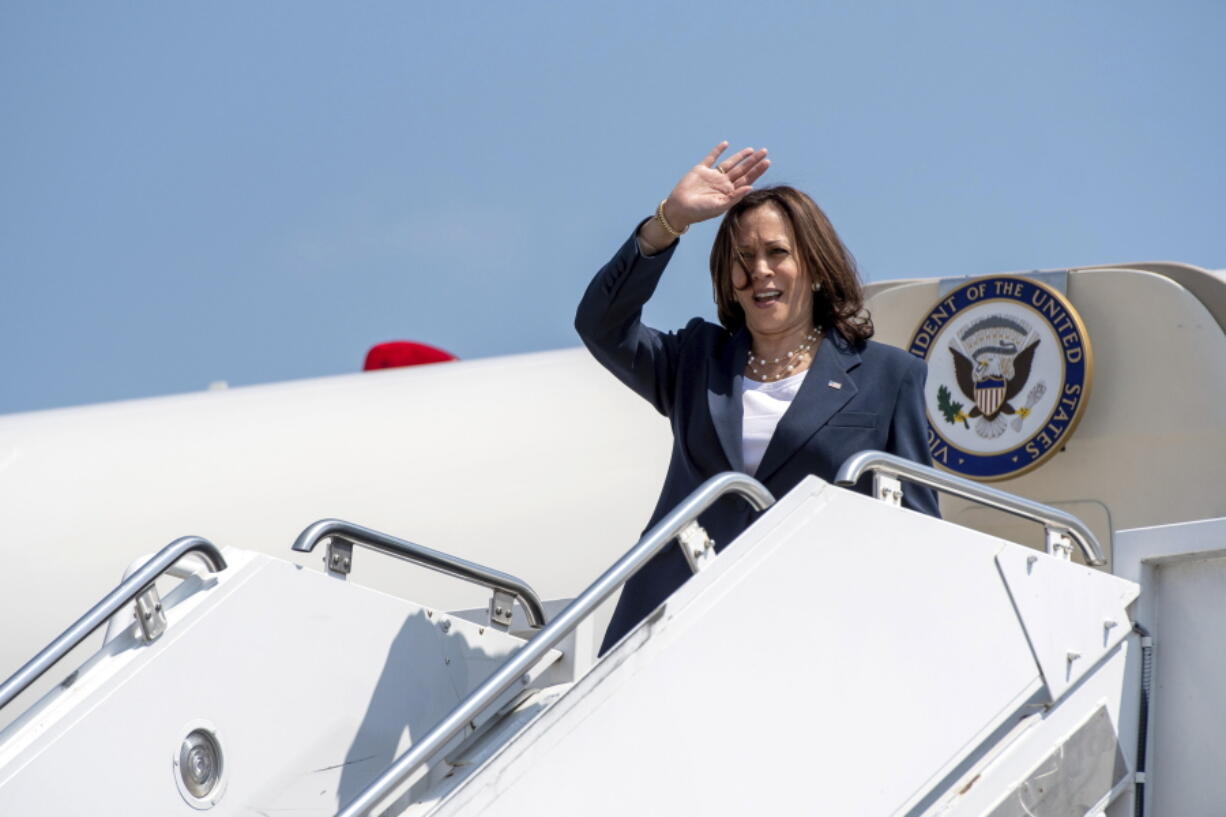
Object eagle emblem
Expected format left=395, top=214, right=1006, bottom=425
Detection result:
left=906, top=274, right=1093, bottom=481
left=948, top=315, right=1043, bottom=439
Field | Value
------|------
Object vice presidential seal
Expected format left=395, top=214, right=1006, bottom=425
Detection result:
left=906, top=276, right=1093, bottom=481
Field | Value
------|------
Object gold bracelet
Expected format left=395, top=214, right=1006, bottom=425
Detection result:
left=655, top=199, right=687, bottom=239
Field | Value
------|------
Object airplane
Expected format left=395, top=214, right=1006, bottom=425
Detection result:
left=0, top=259, right=1222, bottom=815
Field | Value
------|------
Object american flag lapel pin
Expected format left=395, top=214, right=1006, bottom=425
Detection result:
left=827, top=380, right=843, bottom=390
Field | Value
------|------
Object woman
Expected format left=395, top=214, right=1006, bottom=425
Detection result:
left=576, top=142, right=939, bottom=655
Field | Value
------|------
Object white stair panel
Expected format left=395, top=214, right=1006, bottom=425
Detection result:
left=0, top=551, right=558, bottom=815
left=426, top=479, right=1131, bottom=817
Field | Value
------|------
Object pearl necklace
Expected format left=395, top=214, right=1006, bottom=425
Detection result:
left=747, top=328, right=822, bottom=382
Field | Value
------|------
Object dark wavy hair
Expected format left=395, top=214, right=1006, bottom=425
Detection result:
left=709, top=186, right=873, bottom=343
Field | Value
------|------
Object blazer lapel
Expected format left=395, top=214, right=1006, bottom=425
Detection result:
left=754, top=332, right=862, bottom=483
left=707, top=329, right=749, bottom=472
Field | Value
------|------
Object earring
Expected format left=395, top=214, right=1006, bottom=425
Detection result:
left=811, top=280, right=822, bottom=292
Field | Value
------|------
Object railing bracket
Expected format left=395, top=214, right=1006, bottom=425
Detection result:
left=293, top=520, right=548, bottom=629
left=489, top=589, right=515, bottom=631
left=326, top=538, right=354, bottom=578
left=0, top=536, right=226, bottom=711
left=1046, top=528, right=1074, bottom=561
left=873, top=473, right=904, bottom=507
left=677, top=520, right=715, bottom=572
left=835, top=450, right=1106, bottom=566
left=134, top=584, right=167, bottom=642
left=330, top=471, right=774, bottom=817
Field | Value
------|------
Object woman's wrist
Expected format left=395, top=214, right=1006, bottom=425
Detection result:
left=636, top=230, right=662, bottom=256
left=657, top=198, right=690, bottom=237
left=637, top=207, right=677, bottom=254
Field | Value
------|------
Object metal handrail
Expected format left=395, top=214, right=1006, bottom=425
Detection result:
left=334, top=471, right=775, bottom=817
left=0, top=536, right=227, bottom=711
left=834, top=450, right=1106, bottom=566
left=291, top=519, right=548, bottom=630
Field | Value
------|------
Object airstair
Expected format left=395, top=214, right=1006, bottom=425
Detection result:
left=0, top=452, right=1176, bottom=816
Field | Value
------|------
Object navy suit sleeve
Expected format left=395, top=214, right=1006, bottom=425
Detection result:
left=575, top=228, right=697, bottom=418
left=889, top=358, right=942, bottom=518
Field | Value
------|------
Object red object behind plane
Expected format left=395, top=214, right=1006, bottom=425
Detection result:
left=363, top=341, right=458, bottom=371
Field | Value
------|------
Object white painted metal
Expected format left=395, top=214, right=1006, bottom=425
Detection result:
left=0, top=348, right=671, bottom=715
left=5, top=261, right=1222, bottom=698
left=996, top=547, right=1137, bottom=701
left=0, top=549, right=562, bottom=815
left=0, top=258, right=1222, bottom=814
left=867, top=264, right=1226, bottom=564
left=450, top=598, right=601, bottom=690
left=933, top=649, right=1131, bottom=817
left=415, top=478, right=1137, bottom=817
left=334, top=472, right=774, bottom=817
left=836, top=450, right=1106, bottom=565
left=0, top=469, right=1147, bottom=817
left=1113, top=517, right=1226, bottom=817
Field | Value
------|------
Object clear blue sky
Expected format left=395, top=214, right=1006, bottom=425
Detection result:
left=3, top=1, right=1223, bottom=414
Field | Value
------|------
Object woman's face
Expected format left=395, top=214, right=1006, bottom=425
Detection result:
left=730, top=203, right=815, bottom=338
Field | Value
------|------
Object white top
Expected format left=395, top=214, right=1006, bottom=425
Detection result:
left=741, top=370, right=808, bottom=476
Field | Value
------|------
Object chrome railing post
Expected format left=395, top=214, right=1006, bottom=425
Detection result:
left=0, top=536, right=227, bottom=711
left=291, top=520, right=548, bottom=630
left=333, top=471, right=774, bottom=817
left=834, top=449, right=1106, bottom=566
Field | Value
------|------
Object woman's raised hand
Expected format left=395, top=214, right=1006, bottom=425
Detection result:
left=662, top=142, right=770, bottom=230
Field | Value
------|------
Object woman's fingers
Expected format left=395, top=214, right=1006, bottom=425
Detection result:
left=700, top=141, right=730, bottom=168
left=725, top=155, right=771, bottom=206
left=715, top=147, right=756, bottom=175
left=738, top=155, right=771, bottom=187
left=669, top=142, right=771, bottom=225
left=724, top=148, right=769, bottom=183
left=699, top=143, right=770, bottom=186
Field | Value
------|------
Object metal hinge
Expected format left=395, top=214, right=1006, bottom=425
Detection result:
left=135, top=584, right=167, bottom=642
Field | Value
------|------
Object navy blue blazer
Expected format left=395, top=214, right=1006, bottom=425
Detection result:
left=576, top=229, right=940, bottom=654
